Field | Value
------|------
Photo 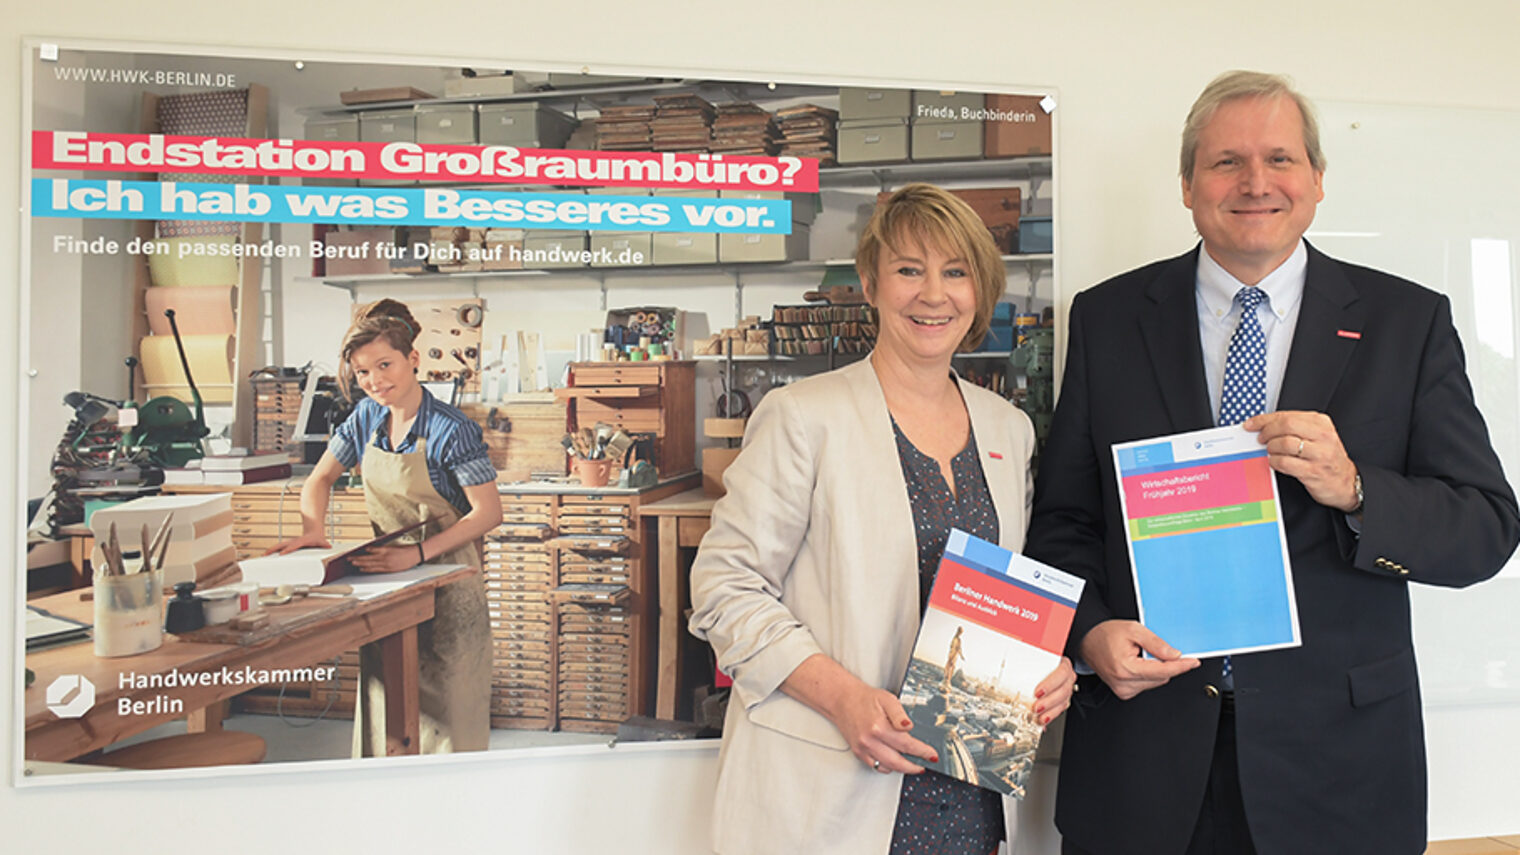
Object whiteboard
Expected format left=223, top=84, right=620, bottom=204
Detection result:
left=1310, top=100, right=1520, bottom=705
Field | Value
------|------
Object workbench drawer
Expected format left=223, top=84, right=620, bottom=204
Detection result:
left=551, top=583, right=631, bottom=607
left=570, top=364, right=663, bottom=386
left=559, top=699, right=630, bottom=720
left=557, top=517, right=633, bottom=536
left=499, top=494, right=556, bottom=513
left=501, top=511, right=553, bottom=526
left=558, top=567, right=631, bottom=586
left=485, top=539, right=552, bottom=556
left=491, top=638, right=552, bottom=656
left=486, top=602, right=552, bottom=620
left=571, top=400, right=664, bottom=433
left=554, top=535, right=631, bottom=556
left=560, top=675, right=629, bottom=695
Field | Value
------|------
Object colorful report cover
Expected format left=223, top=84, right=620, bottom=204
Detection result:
left=899, top=529, right=1084, bottom=799
left=1112, top=425, right=1301, bottom=658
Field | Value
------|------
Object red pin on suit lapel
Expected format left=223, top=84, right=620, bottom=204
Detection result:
left=1337, top=329, right=1362, bottom=340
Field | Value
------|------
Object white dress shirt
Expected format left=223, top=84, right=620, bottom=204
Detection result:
left=1196, top=240, right=1308, bottom=420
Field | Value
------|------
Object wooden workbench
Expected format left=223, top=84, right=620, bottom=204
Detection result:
left=23, top=566, right=474, bottom=766
left=636, top=488, right=716, bottom=720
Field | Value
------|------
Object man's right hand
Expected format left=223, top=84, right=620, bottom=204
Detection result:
left=1080, top=619, right=1200, bottom=700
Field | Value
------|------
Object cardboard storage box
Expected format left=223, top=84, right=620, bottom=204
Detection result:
left=324, top=228, right=396, bottom=277
left=703, top=447, right=742, bottom=497
left=359, top=109, right=417, bottom=186
left=839, top=86, right=912, bottom=121
left=590, top=233, right=653, bottom=267
left=359, top=109, right=416, bottom=143
left=717, top=189, right=817, bottom=224
left=305, top=116, right=358, bottom=142
left=913, top=90, right=986, bottom=122
left=652, top=233, right=717, bottom=265
left=444, top=74, right=529, bottom=98
left=416, top=104, right=478, bottom=145
left=483, top=228, right=527, bottom=271
left=1018, top=216, right=1053, bottom=253
left=478, top=104, right=578, bottom=148
left=984, top=94, right=1053, bottom=157
left=911, top=120, right=984, bottom=161
left=838, top=119, right=909, bottom=164
left=719, top=224, right=810, bottom=263
left=523, top=231, right=589, bottom=269
left=948, top=187, right=1021, bottom=254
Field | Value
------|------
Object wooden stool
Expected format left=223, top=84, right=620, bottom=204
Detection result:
left=102, top=731, right=266, bottom=770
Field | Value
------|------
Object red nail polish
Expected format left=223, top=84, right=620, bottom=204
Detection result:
left=900, top=719, right=911, bottom=728
left=1035, top=688, right=1045, bottom=698
left=1041, top=715, right=1051, bottom=725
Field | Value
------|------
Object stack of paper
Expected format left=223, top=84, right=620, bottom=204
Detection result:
left=90, top=493, right=236, bottom=586
left=777, top=104, right=839, bottom=165
left=594, top=105, right=655, bottom=151
left=650, top=94, right=715, bottom=152
left=710, top=102, right=780, bottom=155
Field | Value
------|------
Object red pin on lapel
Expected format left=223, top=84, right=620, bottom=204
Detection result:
left=988, top=452, right=1004, bottom=460
left=1337, top=329, right=1362, bottom=340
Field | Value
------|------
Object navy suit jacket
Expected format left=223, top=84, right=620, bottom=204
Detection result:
left=1025, top=243, right=1520, bottom=855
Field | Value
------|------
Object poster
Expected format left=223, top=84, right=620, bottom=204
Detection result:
left=19, top=41, right=1056, bottom=784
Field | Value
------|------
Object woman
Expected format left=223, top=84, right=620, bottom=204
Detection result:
left=271, top=298, right=501, bottom=755
left=689, top=183, right=1076, bottom=854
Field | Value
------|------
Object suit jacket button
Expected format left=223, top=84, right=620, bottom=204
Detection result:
left=1204, top=684, right=1220, bottom=699
left=1375, top=557, right=1389, bottom=567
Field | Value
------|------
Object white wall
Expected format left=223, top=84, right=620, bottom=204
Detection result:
left=7, top=1, right=1520, bottom=850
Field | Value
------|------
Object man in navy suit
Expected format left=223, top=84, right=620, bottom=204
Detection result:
left=1025, top=70, right=1520, bottom=855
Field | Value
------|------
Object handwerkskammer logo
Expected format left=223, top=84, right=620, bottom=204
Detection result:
left=46, top=674, right=95, bottom=718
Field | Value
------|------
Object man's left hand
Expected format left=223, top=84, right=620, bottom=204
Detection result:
left=347, top=545, right=419, bottom=574
left=1244, top=411, right=1359, bottom=512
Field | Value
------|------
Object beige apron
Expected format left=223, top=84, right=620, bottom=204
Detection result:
left=352, top=433, right=490, bottom=755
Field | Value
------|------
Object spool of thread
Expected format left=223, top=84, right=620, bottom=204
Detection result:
left=648, top=342, right=664, bottom=357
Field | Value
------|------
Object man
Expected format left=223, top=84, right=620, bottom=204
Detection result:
left=1025, top=70, right=1520, bottom=855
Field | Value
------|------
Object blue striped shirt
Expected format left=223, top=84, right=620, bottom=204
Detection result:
left=329, top=391, right=497, bottom=516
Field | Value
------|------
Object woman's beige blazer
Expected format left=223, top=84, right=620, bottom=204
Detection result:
left=690, top=357, right=1036, bottom=855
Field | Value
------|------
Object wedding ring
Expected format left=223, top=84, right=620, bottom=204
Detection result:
left=1295, top=438, right=1306, bottom=457
left=871, top=759, right=882, bottom=771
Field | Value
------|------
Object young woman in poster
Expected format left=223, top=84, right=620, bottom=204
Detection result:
left=689, top=184, right=1076, bottom=854
left=270, top=298, right=501, bottom=755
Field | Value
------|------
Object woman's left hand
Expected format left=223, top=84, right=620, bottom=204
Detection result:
left=348, top=544, right=420, bottom=574
left=1032, top=656, right=1078, bottom=725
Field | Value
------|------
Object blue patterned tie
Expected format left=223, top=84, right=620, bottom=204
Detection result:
left=1217, top=286, right=1268, bottom=683
left=1219, top=286, right=1268, bottom=427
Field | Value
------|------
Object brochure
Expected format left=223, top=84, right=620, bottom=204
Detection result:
left=1112, top=425, right=1301, bottom=658
left=899, top=529, right=1083, bottom=799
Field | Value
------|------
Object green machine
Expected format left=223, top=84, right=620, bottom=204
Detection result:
left=120, top=308, right=211, bottom=467
left=1008, top=325, right=1055, bottom=450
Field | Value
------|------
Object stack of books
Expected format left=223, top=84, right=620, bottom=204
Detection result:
left=777, top=104, right=839, bottom=165
left=164, top=452, right=293, bottom=486
left=710, top=102, right=780, bottom=155
left=650, top=94, right=715, bottom=152
left=90, top=493, right=237, bottom=587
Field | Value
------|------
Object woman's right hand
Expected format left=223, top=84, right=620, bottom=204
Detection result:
left=264, top=531, right=331, bottom=556
left=782, top=653, right=939, bottom=775
left=832, top=681, right=940, bottom=775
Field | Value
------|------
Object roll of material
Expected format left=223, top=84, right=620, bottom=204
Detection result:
left=146, top=237, right=240, bottom=287
left=140, top=333, right=235, bottom=403
left=145, top=286, right=236, bottom=336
